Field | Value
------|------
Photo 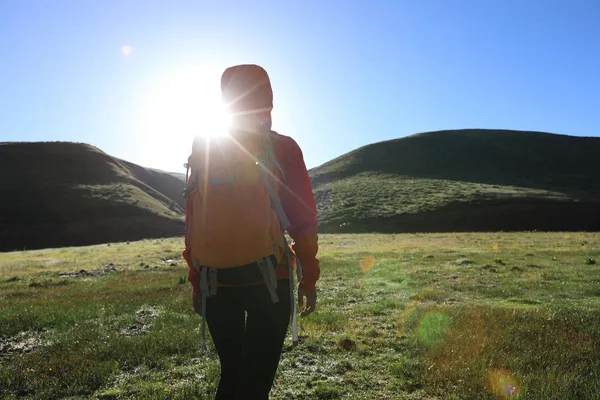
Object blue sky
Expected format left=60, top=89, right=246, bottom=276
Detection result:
left=1, top=0, right=599, bottom=172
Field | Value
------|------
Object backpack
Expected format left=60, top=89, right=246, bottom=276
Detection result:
left=183, top=130, right=287, bottom=269
left=182, top=130, right=301, bottom=348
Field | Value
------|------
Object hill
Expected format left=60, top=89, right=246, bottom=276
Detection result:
left=309, top=129, right=600, bottom=232
left=0, top=142, right=186, bottom=251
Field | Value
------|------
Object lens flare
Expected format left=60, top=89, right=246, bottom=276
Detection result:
left=121, top=45, right=132, bottom=56
left=360, top=255, right=376, bottom=272
left=418, top=312, right=451, bottom=347
left=487, top=368, right=520, bottom=399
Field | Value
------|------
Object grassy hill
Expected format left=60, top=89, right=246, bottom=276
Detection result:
left=310, top=129, right=600, bottom=233
left=0, top=142, right=186, bottom=251
left=2, top=130, right=598, bottom=250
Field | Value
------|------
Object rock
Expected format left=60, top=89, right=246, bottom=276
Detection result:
left=456, top=259, right=474, bottom=265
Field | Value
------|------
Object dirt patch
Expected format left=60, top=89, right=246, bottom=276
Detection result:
left=526, top=264, right=544, bottom=269
left=119, top=305, right=162, bottom=336
left=56, top=263, right=118, bottom=278
left=509, top=298, right=542, bottom=305
left=455, top=259, right=474, bottom=266
left=337, top=337, right=357, bottom=351
left=0, top=331, right=43, bottom=359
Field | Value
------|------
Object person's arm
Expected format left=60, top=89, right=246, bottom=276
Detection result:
left=183, top=200, right=203, bottom=314
left=182, top=180, right=201, bottom=294
left=278, top=136, right=320, bottom=294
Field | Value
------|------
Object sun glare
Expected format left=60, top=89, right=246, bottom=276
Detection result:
left=146, top=67, right=228, bottom=139
left=135, top=66, right=230, bottom=171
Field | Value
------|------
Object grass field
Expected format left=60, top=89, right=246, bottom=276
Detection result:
left=1, top=232, right=599, bottom=399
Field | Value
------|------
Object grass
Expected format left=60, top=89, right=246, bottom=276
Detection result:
left=312, top=172, right=570, bottom=225
left=1, top=232, right=599, bottom=399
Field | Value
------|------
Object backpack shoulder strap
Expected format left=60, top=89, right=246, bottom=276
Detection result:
left=257, top=132, right=290, bottom=231
left=266, top=131, right=284, bottom=178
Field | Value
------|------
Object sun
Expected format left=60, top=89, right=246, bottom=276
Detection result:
left=134, top=66, right=230, bottom=171
left=142, top=66, right=229, bottom=140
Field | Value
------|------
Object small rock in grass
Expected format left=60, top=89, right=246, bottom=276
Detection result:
left=456, top=259, right=474, bottom=265
left=526, top=264, right=544, bottom=269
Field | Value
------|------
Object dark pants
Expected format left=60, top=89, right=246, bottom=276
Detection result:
left=205, top=279, right=291, bottom=400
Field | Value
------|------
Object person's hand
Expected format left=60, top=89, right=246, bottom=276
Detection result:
left=192, top=291, right=203, bottom=316
left=297, top=285, right=317, bottom=317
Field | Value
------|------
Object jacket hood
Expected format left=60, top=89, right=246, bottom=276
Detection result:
left=221, top=64, right=273, bottom=132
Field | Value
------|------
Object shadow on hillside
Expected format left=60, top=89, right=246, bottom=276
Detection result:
left=0, top=142, right=186, bottom=251
left=319, top=198, right=600, bottom=233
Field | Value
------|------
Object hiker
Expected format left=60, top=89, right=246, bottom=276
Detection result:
left=182, top=64, right=320, bottom=399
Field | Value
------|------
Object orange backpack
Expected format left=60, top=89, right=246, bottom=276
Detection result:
left=183, top=130, right=288, bottom=269
left=183, top=130, right=302, bottom=349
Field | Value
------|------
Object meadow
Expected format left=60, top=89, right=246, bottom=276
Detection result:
left=1, top=232, right=599, bottom=399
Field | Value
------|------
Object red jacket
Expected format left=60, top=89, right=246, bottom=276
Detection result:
left=187, top=131, right=320, bottom=292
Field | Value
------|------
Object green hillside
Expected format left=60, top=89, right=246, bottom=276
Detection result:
left=309, top=129, right=600, bottom=232
left=0, top=142, right=185, bottom=251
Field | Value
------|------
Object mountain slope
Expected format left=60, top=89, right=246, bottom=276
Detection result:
left=309, top=129, right=600, bottom=232
left=0, top=142, right=186, bottom=251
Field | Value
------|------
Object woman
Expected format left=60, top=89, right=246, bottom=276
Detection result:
left=184, top=64, right=320, bottom=399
